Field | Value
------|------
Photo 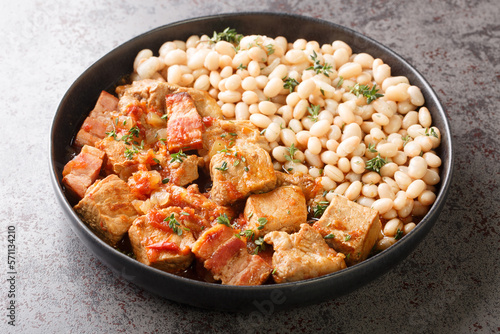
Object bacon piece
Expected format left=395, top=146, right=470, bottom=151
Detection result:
left=62, top=145, right=104, bottom=198
left=74, top=91, right=118, bottom=147
left=192, top=224, right=272, bottom=285
left=165, top=92, right=204, bottom=152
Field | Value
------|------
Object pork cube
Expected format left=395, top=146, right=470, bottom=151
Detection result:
left=264, top=224, right=346, bottom=283
left=62, top=145, right=104, bottom=198
left=74, top=174, right=138, bottom=246
left=165, top=92, right=204, bottom=152
left=210, top=142, right=276, bottom=205
left=200, top=119, right=270, bottom=161
left=313, top=195, right=381, bottom=266
left=128, top=208, right=195, bottom=273
left=165, top=154, right=202, bottom=187
left=95, top=136, right=139, bottom=180
left=192, top=224, right=272, bottom=285
left=74, top=91, right=118, bottom=147
left=164, top=184, right=235, bottom=225
left=243, top=186, right=307, bottom=237
left=275, top=171, right=324, bottom=203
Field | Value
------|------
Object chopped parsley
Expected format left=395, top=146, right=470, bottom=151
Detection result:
left=161, top=178, right=170, bottom=184
left=324, top=233, right=335, bottom=239
left=345, top=234, right=352, bottom=242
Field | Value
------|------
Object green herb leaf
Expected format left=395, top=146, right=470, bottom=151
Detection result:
left=283, top=76, right=299, bottom=93
left=215, top=161, right=229, bottom=171
left=365, top=154, right=388, bottom=174
left=164, top=214, right=182, bottom=236
left=394, top=228, right=403, bottom=240
left=216, top=213, right=232, bottom=227
left=257, top=217, right=268, bottom=230
left=169, top=150, right=187, bottom=164
left=324, top=233, right=335, bottom=239
left=307, top=104, right=321, bottom=122
left=350, top=83, right=384, bottom=104
left=306, top=51, right=333, bottom=77
left=210, top=27, right=242, bottom=44
left=285, top=143, right=301, bottom=163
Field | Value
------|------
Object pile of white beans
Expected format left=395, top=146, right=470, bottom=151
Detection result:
left=131, top=32, right=442, bottom=251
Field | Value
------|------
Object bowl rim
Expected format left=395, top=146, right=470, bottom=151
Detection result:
left=49, top=11, right=454, bottom=302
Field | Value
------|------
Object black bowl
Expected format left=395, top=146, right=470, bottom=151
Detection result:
left=50, top=12, right=453, bottom=312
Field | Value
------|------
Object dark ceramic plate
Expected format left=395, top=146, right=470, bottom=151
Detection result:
left=50, top=12, right=453, bottom=312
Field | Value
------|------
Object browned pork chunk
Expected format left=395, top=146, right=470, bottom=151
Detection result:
left=192, top=224, right=272, bottom=285
left=313, top=195, right=381, bottom=266
left=74, top=91, right=118, bottom=148
left=163, top=184, right=235, bottom=226
left=165, top=92, right=204, bottom=152
left=264, top=224, right=347, bottom=283
left=243, top=186, right=307, bottom=237
left=95, top=136, right=139, bottom=180
left=200, top=119, right=270, bottom=161
left=275, top=171, right=324, bottom=203
left=74, top=174, right=138, bottom=246
left=116, top=79, right=223, bottom=118
left=62, top=145, right=104, bottom=198
left=210, top=142, right=277, bottom=206
left=164, top=154, right=203, bottom=187
left=128, top=208, right=195, bottom=273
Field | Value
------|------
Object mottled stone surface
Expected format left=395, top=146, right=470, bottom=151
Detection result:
left=1, top=0, right=499, bottom=333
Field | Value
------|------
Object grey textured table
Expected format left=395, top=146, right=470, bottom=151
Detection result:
left=1, top=1, right=499, bottom=333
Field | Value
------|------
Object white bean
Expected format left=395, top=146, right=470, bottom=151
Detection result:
left=280, top=128, right=298, bottom=147
left=406, top=180, right=426, bottom=199
left=307, top=136, right=323, bottom=155
left=321, top=151, right=339, bottom=165
left=250, top=113, right=272, bottom=128
left=408, top=156, right=428, bottom=179
left=371, top=198, right=394, bottom=214
left=345, top=181, right=362, bottom=201
left=309, top=119, right=331, bottom=137
left=265, top=122, right=281, bottom=142
left=324, top=165, right=344, bottom=182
